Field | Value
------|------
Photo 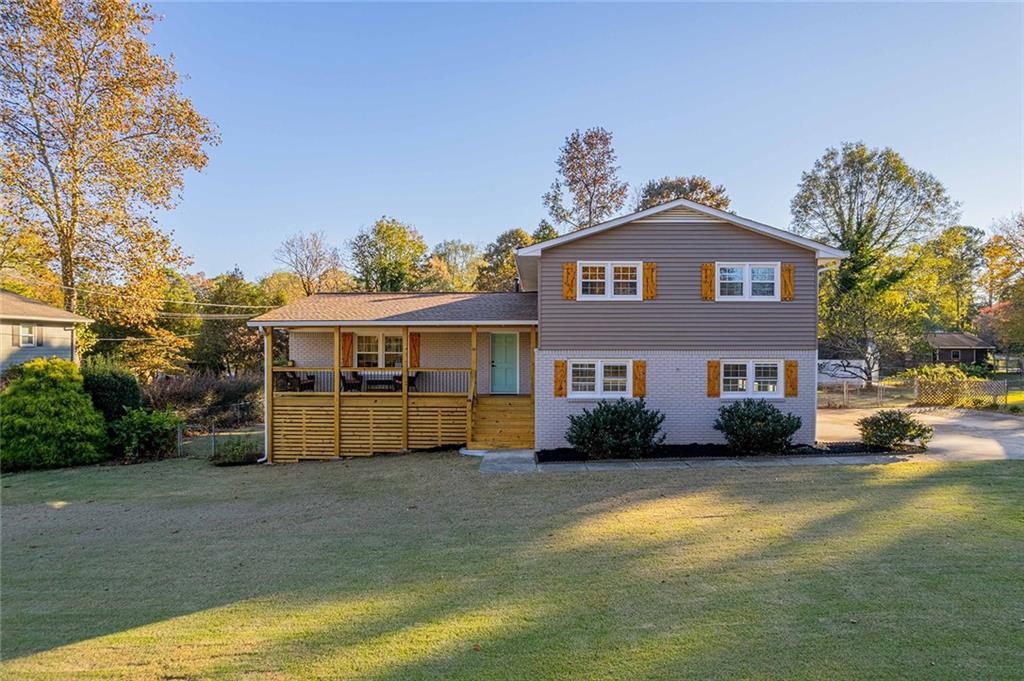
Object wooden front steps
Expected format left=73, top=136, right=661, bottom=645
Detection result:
left=469, top=395, right=535, bottom=450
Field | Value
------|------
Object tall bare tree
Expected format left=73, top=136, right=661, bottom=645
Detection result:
left=274, top=231, right=344, bottom=296
left=1, top=0, right=217, bottom=318
left=542, top=127, right=628, bottom=232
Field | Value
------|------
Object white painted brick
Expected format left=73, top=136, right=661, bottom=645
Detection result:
left=535, top=349, right=818, bottom=449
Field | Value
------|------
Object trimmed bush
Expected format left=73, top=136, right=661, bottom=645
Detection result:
left=856, top=410, right=933, bottom=448
left=565, top=398, right=665, bottom=459
left=894, top=364, right=971, bottom=382
left=713, top=399, right=802, bottom=455
left=111, top=408, right=183, bottom=462
left=0, top=358, right=107, bottom=471
left=82, top=355, right=142, bottom=421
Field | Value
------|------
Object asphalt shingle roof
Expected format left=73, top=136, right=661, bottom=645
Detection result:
left=249, top=292, right=537, bottom=325
left=0, top=289, right=92, bottom=323
left=924, top=332, right=994, bottom=350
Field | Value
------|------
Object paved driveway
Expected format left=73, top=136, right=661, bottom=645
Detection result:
left=817, top=408, right=1024, bottom=461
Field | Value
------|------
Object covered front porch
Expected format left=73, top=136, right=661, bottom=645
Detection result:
left=262, top=324, right=536, bottom=461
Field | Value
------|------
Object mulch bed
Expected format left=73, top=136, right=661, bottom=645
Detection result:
left=535, top=441, right=922, bottom=463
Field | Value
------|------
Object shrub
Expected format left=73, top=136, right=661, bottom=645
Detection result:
left=143, top=372, right=262, bottom=426
left=961, top=363, right=995, bottom=379
left=713, top=399, right=802, bottom=455
left=1008, top=404, right=1022, bottom=414
left=893, top=364, right=971, bottom=382
left=82, top=355, right=142, bottom=421
left=0, top=358, right=107, bottom=471
left=856, top=410, right=933, bottom=448
left=565, top=398, right=665, bottom=459
left=209, top=438, right=263, bottom=466
left=111, top=408, right=183, bottom=462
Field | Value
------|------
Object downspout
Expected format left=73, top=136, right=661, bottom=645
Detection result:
left=258, top=325, right=270, bottom=463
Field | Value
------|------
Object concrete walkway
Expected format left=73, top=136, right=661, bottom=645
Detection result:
left=467, top=408, right=1024, bottom=474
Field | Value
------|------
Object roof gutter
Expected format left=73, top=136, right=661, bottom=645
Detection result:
left=247, top=319, right=539, bottom=328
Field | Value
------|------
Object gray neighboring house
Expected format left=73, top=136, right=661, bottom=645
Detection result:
left=924, top=332, right=995, bottom=366
left=249, top=198, right=848, bottom=461
left=0, top=290, right=92, bottom=372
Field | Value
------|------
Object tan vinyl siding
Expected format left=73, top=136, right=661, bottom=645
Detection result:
left=538, top=218, right=818, bottom=350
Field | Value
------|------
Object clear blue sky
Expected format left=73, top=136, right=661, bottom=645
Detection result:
left=151, top=2, right=1023, bottom=278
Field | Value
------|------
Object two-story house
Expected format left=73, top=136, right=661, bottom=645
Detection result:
left=248, top=199, right=847, bottom=462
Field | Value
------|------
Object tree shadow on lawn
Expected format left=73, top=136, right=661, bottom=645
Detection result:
left=1, top=455, right=1021, bottom=679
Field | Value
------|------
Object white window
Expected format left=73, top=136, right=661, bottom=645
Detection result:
left=578, top=262, right=642, bottom=300
left=356, top=334, right=403, bottom=368
left=721, top=360, right=784, bottom=398
left=950, top=350, right=961, bottom=362
left=569, top=360, right=632, bottom=398
left=716, top=263, right=780, bottom=301
left=19, top=324, right=36, bottom=347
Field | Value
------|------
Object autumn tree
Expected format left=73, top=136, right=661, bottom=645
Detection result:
left=634, top=175, right=731, bottom=211
left=979, top=235, right=1019, bottom=307
left=191, top=269, right=268, bottom=374
left=425, top=239, right=483, bottom=292
left=259, top=271, right=307, bottom=306
left=1, top=0, right=217, bottom=322
left=348, top=217, right=429, bottom=292
left=475, top=228, right=532, bottom=292
left=531, top=220, right=558, bottom=243
left=791, top=142, right=958, bottom=294
left=900, top=226, right=985, bottom=331
left=542, top=127, right=628, bottom=232
left=273, top=231, right=344, bottom=296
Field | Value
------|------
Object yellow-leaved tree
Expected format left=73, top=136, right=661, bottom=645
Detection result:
left=0, top=0, right=217, bottom=329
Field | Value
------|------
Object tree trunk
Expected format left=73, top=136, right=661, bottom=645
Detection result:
left=59, top=244, right=78, bottom=362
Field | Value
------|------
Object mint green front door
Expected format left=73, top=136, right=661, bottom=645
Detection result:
left=490, top=333, right=518, bottom=394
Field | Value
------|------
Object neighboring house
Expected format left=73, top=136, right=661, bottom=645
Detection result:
left=924, top=332, right=995, bottom=366
left=248, top=198, right=847, bottom=462
left=0, top=290, right=92, bottom=372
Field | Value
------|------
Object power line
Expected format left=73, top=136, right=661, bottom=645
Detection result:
left=95, top=333, right=202, bottom=342
left=23, top=277, right=277, bottom=310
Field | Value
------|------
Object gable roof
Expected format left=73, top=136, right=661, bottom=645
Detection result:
left=248, top=292, right=537, bottom=327
left=0, top=289, right=92, bottom=324
left=924, top=332, right=994, bottom=350
left=516, top=198, right=849, bottom=259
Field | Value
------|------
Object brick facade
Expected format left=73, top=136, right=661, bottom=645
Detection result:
left=534, top=349, right=818, bottom=449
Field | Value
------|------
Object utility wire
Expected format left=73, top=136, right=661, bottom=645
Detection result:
left=22, top=277, right=277, bottom=309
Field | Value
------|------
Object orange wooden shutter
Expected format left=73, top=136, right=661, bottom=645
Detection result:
left=701, top=263, right=715, bottom=300
left=553, top=359, right=567, bottom=397
left=781, top=263, right=795, bottom=301
left=632, top=360, right=647, bottom=397
left=408, top=332, right=420, bottom=367
left=707, top=360, right=721, bottom=397
left=642, top=263, right=657, bottom=300
left=562, top=263, right=577, bottom=300
left=784, top=360, right=799, bottom=397
left=341, top=332, right=354, bottom=367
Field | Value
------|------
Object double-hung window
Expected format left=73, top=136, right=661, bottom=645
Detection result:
left=578, top=262, right=642, bottom=300
left=721, top=360, right=783, bottom=398
left=716, top=263, right=780, bottom=301
left=356, top=334, right=403, bottom=367
left=568, top=359, right=632, bottom=398
left=18, top=324, right=35, bottom=347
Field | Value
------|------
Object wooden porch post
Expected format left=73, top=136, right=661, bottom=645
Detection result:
left=264, top=326, right=274, bottom=463
left=333, top=326, right=341, bottom=457
left=401, top=326, right=409, bottom=450
left=467, top=325, right=478, bottom=444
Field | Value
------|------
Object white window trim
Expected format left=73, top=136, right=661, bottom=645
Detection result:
left=577, top=261, right=643, bottom=301
left=567, top=359, right=633, bottom=399
left=18, top=324, right=35, bottom=348
left=950, top=349, right=961, bottom=361
left=355, top=332, right=404, bottom=368
left=715, top=262, right=781, bottom=301
left=720, top=359, right=785, bottom=399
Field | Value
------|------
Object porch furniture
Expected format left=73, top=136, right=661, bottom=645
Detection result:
left=341, top=371, right=362, bottom=392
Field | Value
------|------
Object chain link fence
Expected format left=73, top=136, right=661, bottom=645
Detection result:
left=817, top=380, right=917, bottom=409
left=819, top=378, right=1013, bottom=409
left=174, top=398, right=265, bottom=458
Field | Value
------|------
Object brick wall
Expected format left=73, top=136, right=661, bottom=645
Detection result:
left=534, top=349, right=817, bottom=449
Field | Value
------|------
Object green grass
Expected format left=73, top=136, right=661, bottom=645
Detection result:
left=177, top=425, right=264, bottom=458
left=1007, top=390, right=1024, bottom=406
left=2, top=455, right=1022, bottom=679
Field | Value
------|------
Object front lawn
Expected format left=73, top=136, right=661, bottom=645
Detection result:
left=2, top=454, right=1022, bottom=679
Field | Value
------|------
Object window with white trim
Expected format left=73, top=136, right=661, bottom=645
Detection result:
left=716, top=263, right=780, bottom=300
left=950, top=349, right=961, bottom=362
left=19, top=324, right=35, bottom=347
left=356, top=334, right=403, bottom=368
left=721, top=360, right=783, bottom=398
left=569, top=359, right=632, bottom=397
left=578, top=262, right=642, bottom=300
